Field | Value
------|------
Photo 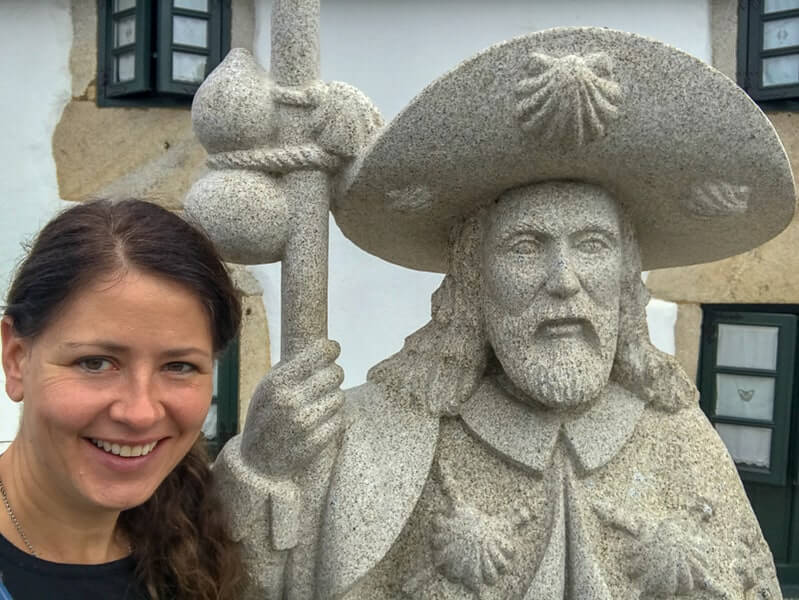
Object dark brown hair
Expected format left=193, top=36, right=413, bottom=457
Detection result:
left=5, top=199, right=244, bottom=599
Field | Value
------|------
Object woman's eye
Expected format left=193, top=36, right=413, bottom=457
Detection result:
left=164, top=362, right=196, bottom=374
left=79, top=357, right=114, bottom=372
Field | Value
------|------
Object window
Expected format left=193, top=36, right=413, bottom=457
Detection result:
left=699, top=309, right=795, bottom=485
left=739, top=0, right=799, bottom=101
left=97, top=0, right=230, bottom=107
left=202, top=338, right=239, bottom=457
left=698, top=306, right=799, bottom=593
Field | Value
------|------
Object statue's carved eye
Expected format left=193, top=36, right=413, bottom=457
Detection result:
left=509, top=237, right=541, bottom=255
left=575, top=237, right=610, bottom=254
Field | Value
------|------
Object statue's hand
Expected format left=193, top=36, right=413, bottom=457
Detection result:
left=239, top=338, right=345, bottom=478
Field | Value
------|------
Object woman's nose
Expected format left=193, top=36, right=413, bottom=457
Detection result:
left=108, top=374, right=165, bottom=429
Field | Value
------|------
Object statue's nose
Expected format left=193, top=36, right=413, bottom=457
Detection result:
left=545, top=249, right=581, bottom=298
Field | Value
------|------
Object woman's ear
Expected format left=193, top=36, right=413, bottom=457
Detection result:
left=1, top=316, right=28, bottom=402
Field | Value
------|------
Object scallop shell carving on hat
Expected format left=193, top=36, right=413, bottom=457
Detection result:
left=386, top=185, right=434, bottom=213
left=684, top=181, right=750, bottom=218
left=514, top=52, right=622, bottom=147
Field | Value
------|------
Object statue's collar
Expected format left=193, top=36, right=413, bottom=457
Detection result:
left=459, top=376, right=645, bottom=475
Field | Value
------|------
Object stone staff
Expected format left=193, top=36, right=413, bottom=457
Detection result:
left=270, top=0, right=328, bottom=359
left=185, top=0, right=382, bottom=596
left=188, top=0, right=329, bottom=355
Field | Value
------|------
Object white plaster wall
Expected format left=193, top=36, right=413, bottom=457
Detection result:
left=646, top=299, right=678, bottom=355
left=252, top=0, right=710, bottom=385
left=0, top=1, right=73, bottom=451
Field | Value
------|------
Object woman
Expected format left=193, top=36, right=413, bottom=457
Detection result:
left=0, top=199, right=244, bottom=599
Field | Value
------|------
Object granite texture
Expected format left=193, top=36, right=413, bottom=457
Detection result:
left=196, top=13, right=795, bottom=600
left=335, top=28, right=795, bottom=274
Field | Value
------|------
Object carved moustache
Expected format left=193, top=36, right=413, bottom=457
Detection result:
left=530, top=310, right=602, bottom=350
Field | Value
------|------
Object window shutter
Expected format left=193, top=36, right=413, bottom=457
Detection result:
left=100, top=0, right=153, bottom=98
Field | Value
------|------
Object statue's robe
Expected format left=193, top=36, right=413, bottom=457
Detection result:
left=215, top=375, right=781, bottom=599
left=315, top=377, right=781, bottom=599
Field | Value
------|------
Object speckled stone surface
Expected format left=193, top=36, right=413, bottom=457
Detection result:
left=204, top=20, right=794, bottom=600
left=335, top=27, right=795, bottom=274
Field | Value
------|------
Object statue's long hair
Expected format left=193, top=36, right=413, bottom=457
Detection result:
left=368, top=202, right=695, bottom=415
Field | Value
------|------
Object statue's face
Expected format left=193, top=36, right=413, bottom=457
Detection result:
left=481, top=182, right=623, bottom=409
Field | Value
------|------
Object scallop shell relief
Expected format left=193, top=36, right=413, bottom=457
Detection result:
left=685, top=181, right=750, bottom=219
left=514, top=52, right=622, bottom=147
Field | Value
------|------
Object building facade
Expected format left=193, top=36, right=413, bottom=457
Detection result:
left=4, top=0, right=798, bottom=592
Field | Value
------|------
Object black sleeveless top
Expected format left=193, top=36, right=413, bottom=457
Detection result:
left=0, top=532, right=148, bottom=600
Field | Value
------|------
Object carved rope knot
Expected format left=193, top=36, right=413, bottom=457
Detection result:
left=514, top=51, right=622, bottom=147
left=271, top=82, right=328, bottom=108
left=206, top=145, right=341, bottom=174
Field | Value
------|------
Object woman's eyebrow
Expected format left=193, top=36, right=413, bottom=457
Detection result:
left=61, top=340, right=129, bottom=353
left=60, top=342, right=211, bottom=360
left=161, top=347, right=212, bottom=359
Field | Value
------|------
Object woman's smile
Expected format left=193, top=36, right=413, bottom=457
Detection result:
left=6, top=268, right=214, bottom=513
left=0, top=198, right=243, bottom=596
left=83, top=437, right=165, bottom=474
left=89, top=438, right=159, bottom=458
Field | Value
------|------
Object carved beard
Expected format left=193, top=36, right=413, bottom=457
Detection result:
left=485, top=300, right=619, bottom=410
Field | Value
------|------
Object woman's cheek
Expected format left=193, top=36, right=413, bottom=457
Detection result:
left=169, top=381, right=214, bottom=429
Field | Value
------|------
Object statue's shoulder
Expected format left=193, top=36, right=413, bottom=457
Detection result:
left=342, top=379, right=386, bottom=419
left=625, top=401, right=781, bottom=595
left=317, top=379, right=440, bottom=597
left=633, top=398, right=757, bottom=515
left=639, top=395, right=724, bottom=450
left=342, top=377, right=434, bottom=429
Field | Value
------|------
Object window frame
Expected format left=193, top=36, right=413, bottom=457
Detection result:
left=699, top=308, right=797, bottom=486
left=156, top=0, right=225, bottom=96
left=738, top=0, right=799, bottom=102
left=98, top=0, right=153, bottom=98
left=97, top=0, right=231, bottom=108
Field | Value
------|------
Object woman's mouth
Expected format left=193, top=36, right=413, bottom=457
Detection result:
left=89, top=438, right=159, bottom=457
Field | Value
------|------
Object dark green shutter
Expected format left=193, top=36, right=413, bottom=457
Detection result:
left=207, top=337, right=239, bottom=457
left=99, top=0, right=152, bottom=98
left=98, top=0, right=230, bottom=106
left=156, top=0, right=225, bottom=96
left=739, top=0, right=799, bottom=101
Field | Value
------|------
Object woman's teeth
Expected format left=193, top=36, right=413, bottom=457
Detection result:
left=90, top=439, right=158, bottom=457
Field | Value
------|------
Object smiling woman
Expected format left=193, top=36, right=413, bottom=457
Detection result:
left=0, top=199, right=243, bottom=599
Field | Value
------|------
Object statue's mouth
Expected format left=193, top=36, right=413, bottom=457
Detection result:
left=536, top=317, right=588, bottom=339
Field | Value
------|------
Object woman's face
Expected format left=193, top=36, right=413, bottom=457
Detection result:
left=2, top=269, right=214, bottom=514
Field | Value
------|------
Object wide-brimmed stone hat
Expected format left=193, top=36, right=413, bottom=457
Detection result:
left=333, top=27, right=795, bottom=272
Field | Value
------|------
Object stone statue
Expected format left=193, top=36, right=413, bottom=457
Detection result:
left=185, top=2, right=796, bottom=598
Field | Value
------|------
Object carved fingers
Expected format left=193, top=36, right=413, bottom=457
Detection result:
left=622, top=519, right=733, bottom=598
left=480, top=537, right=514, bottom=586
left=430, top=502, right=515, bottom=595
left=240, top=338, right=345, bottom=477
